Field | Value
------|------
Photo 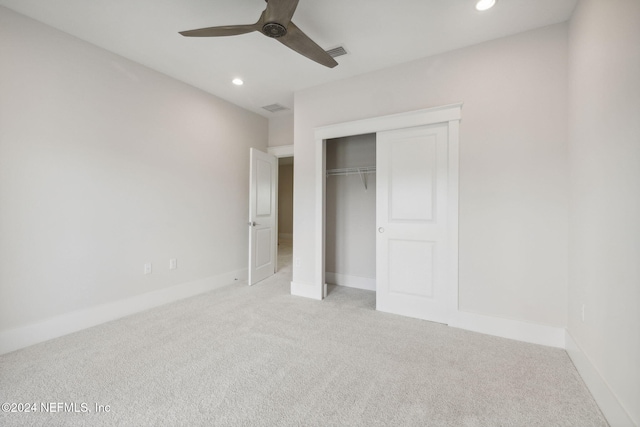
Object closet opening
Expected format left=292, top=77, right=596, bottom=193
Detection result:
left=325, top=133, right=377, bottom=295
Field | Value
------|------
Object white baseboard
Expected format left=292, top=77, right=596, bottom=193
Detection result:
left=448, top=310, right=566, bottom=348
left=565, top=330, right=636, bottom=427
left=290, top=281, right=322, bottom=300
left=325, top=272, right=376, bottom=291
left=0, top=269, right=247, bottom=356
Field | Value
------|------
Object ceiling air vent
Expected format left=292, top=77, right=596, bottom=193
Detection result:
left=262, top=103, right=290, bottom=113
left=326, top=46, right=348, bottom=58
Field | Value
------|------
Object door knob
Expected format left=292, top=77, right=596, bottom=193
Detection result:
left=378, top=227, right=385, bottom=233
left=248, top=221, right=257, bottom=227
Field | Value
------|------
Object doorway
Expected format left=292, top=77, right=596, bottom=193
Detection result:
left=325, top=133, right=377, bottom=292
left=277, top=156, right=294, bottom=271
left=268, top=144, right=295, bottom=273
left=248, top=145, right=294, bottom=285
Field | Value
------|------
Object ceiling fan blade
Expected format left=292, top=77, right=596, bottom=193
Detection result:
left=264, top=0, right=299, bottom=27
left=277, top=21, right=338, bottom=68
left=179, top=23, right=259, bottom=37
left=180, top=12, right=265, bottom=37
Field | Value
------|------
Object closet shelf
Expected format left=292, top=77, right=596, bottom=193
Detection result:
left=326, top=166, right=376, bottom=176
left=326, top=166, right=376, bottom=190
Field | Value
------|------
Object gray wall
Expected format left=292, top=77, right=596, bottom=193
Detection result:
left=567, top=0, right=640, bottom=424
left=0, top=7, right=268, bottom=332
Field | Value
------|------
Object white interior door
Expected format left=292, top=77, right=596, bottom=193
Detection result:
left=249, top=148, right=277, bottom=285
left=376, top=124, right=450, bottom=323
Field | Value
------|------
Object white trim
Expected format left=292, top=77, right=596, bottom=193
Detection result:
left=314, top=104, right=462, bottom=306
left=325, top=272, right=376, bottom=291
left=291, top=281, right=323, bottom=300
left=565, top=331, right=636, bottom=427
left=268, top=145, right=294, bottom=158
left=448, top=310, right=565, bottom=348
left=315, top=139, right=326, bottom=297
left=315, top=103, right=463, bottom=141
left=447, top=119, right=460, bottom=314
left=0, top=269, right=247, bottom=355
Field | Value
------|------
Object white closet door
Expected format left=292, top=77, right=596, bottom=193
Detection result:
left=376, top=124, right=450, bottom=323
left=248, top=148, right=277, bottom=285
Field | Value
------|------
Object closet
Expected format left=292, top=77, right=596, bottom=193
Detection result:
left=325, top=133, right=377, bottom=292
left=313, top=104, right=461, bottom=323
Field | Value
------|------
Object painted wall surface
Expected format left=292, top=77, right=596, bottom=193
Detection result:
left=268, top=115, right=294, bottom=147
left=325, top=134, right=376, bottom=282
left=278, top=162, right=294, bottom=240
left=0, top=7, right=268, bottom=331
left=293, top=24, right=569, bottom=327
left=567, top=0, right=640, bottom=424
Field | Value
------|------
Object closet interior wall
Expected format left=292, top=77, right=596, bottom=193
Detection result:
left=325, top=133, right=377, bottom=291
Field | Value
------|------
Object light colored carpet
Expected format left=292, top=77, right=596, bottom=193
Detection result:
left=0, top=242, right=607, bottom=426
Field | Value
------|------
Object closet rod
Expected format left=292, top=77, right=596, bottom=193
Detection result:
left=326, top=166, right=376, bottom=190
left=325, top=166, right=376, bottom=176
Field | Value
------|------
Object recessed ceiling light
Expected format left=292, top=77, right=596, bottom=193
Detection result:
left=476, top=0, right=496, bottom=11
left=232, top=78, right=244, bottom=86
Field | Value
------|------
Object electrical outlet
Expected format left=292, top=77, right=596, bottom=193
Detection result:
left=169, top=258, right=177, bottom=270
left=295, top=258, right=301, bottom=267
left=144, top=263, right=152, bottom=275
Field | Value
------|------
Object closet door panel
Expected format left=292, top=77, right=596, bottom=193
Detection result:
left=376, top=124, right=449, bottom=323
left=389, top=135, right=437, bottom=222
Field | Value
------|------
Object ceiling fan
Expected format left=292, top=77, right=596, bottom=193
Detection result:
left=179, top=0, right=338, bottom=68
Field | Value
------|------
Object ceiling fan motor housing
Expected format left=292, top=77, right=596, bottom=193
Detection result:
left=263, top=22, right=287, bottom=38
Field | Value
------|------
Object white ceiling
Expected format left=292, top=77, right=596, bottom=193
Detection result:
left=0, top=0, right=578, bottom=117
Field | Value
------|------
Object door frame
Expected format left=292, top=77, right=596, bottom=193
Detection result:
left=267, top=144, right=294, bottom=269
left=313, top=104, right=462, bottom=320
